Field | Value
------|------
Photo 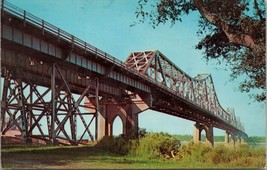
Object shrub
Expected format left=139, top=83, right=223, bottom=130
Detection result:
left=134, top=132, right=181, bottom=159
left=179, top=142, right=212, bottom=162
left=95, top=136, right=114, bottom=151
left=204, top=144, right=230, bottom=164
left=95, top=133, right=265, bottom=168
left=179, top=141, right=195, bottom=158
left=138, top=128, right=147, bottom=138
left=179, top=142, right=266, bottom=168
left=95, top=135, right=137, bottom=155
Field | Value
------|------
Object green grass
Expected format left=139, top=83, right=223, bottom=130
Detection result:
left=1, top=143, right=266, bottom=169
left=1, top=145, right=189, bottom=169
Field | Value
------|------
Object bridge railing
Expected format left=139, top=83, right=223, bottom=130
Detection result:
left=1, top=0, right=245, bottom=133
left=4, top=1, right=133, bottom=68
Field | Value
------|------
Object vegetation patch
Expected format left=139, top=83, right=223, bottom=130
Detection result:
left=2, top=133, right=266, bottom=169
left=134, top=132, right=181, bottom=159
left=178, top=142, right=266, bottom=168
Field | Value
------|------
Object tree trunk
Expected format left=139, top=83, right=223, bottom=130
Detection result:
left=193, top=0, right=263, bottom=50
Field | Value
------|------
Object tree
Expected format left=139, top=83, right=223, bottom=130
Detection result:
left=134, top=0, right=265, bottom=102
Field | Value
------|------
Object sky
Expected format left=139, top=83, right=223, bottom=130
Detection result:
left=5, top=0, right=266, bottom=137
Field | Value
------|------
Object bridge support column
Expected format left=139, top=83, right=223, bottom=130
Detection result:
left=1, top=76, right=10, bottom=133
left=240, top=136, right=246, bottom=144
left=15, top=70, right=32, bottom=144
left=225, top=131, right=230, bottom=144
left=230, top=133, right=236, bottom=147
left=97, top=104, right=108, bottom=139
left=193, top=122, right=201, bottom=144
left=193, top=122, right=214, bottom=146
left=205, top=125, right=214, bottom=146
left=237, top=135, right=243, bottom=145
left=91, top=93, right=151, bottom=141
left=51, top=63, right=57, bottom=145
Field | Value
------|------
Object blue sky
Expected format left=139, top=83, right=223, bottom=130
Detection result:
left=5, top=0, right=265, bottom=137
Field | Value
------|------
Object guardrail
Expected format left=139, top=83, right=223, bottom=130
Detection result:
left=1, top=0, right=245, bottom=133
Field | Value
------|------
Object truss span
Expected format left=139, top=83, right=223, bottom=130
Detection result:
left=125, top=50, right=245, bottom=133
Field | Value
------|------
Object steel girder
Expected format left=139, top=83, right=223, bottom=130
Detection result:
left=1, top=63, right=99, bottom=145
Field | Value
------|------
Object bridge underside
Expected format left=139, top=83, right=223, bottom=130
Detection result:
left=0, top=47, right=246, bottom=146
left=1, top=46, right=151, bottom=145
left=1, top=53, right=99, bottom=145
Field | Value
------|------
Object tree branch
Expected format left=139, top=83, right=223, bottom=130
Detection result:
left=193, top=0, right=258, bottom=49
left=254, top=0, right=263, bottom=20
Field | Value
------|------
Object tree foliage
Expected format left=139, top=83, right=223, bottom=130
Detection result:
left=135, top=0, right=266, bottom=102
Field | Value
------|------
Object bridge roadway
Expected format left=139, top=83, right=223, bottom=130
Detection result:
left=1, top=1, right=247, bottom=146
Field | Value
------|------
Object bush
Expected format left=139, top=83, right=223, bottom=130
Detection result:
left=204, top=144, right=231, bottom=164
left=138, top=128, right=147, bottom=138
left=179, top=142, right=266, bottom=168
left=95, top=135, right=137, bottom=155
left=95, top=133, right=265, bottom=168
left=134, top=132, right=181, bottom=159
left=179, top=142, right=212, bottom=162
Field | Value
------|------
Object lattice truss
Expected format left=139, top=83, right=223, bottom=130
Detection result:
left=125, top=50, right=244, bottom=131
left=1, top=61, right=99, bottom=145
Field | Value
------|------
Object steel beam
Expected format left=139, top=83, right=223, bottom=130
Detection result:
left=1, top=77, right=9, bottom=132
left=51, top=63, right=56, bottom=145
left=16, top=78, right=29, bottom=142
left=95, top=78, right=99, bottom=140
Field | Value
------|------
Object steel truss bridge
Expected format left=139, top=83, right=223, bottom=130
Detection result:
left=1, top=1, right=247, bottom=146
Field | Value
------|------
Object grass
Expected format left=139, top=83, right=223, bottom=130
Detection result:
left=1, top=143, right=266, bottom=169
left=1, top=145, right=186, bottom=169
